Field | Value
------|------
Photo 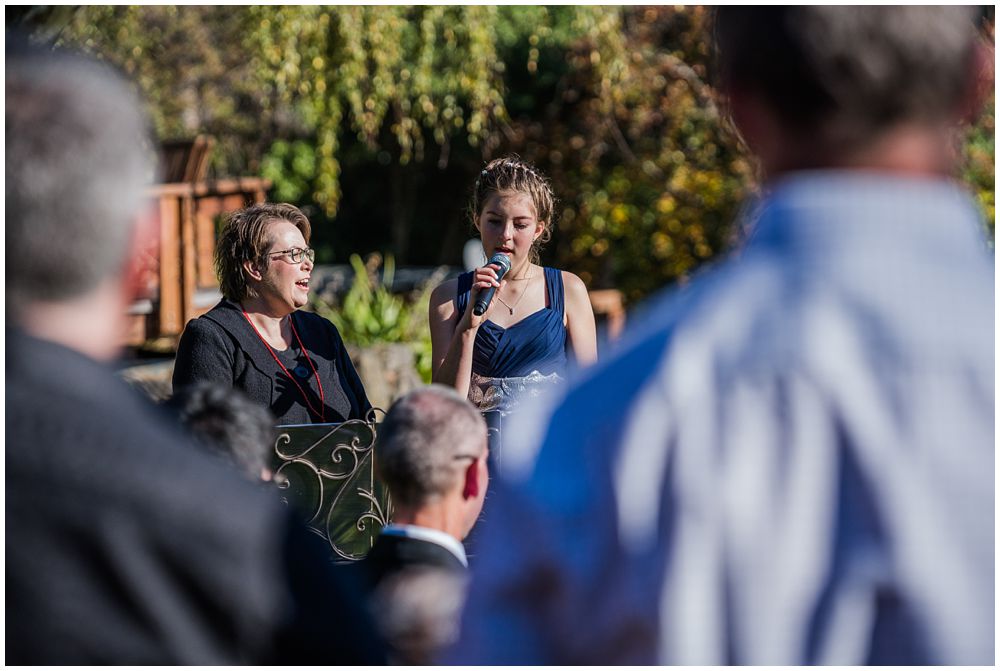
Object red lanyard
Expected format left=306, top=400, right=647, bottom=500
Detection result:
left=242, top=309, right=325, bottom=422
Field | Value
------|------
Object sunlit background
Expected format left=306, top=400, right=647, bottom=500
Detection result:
left=8, top=5, right=994, bottom=382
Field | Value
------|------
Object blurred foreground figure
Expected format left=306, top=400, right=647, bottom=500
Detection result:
left=5, top=41, right=384, bottom=664
left=368, top=565, right=468, bottom=665
left=352, top=385, right=489, bottom=663
left=169, top=382, right=277, bottom=481
left=448, top=7, right=993, bottom=665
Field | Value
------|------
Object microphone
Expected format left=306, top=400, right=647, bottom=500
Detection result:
left=472, top=253, right=511, bottom=316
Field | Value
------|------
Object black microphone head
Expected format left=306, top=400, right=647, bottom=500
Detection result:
left=472, top=253, right=512, bottom=316
left=488, top=253, right=512, bottom=277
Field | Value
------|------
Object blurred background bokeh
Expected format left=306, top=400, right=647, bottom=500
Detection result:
left=8, top=5, right=994, bottom=397
left=13, top=5, right=988, bottom=294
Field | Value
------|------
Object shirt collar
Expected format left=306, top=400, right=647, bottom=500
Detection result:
left=380, top=524, right=468, bottom=567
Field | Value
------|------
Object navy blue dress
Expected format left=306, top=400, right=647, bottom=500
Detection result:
left=455, top=267, right=569, bottom=431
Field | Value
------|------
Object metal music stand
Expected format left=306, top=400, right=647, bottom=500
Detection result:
left=271, top=409, right=392, bottom=562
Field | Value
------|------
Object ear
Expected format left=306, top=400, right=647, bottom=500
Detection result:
left=462, top=458, right=481, bottom=500
left=123, top=205, right=159, bottom=304
left=533, top=220, right=546, bottom=241
left=243, top=258, right=264, bottom=282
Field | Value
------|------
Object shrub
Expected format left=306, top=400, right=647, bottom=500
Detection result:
left=311, top=253, right=444, bottom=382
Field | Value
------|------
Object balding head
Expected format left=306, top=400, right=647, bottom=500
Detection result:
left=377, top=385, right=488, bottom=511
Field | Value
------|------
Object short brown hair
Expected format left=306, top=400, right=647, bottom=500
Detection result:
left=215, top=202, right=311, bottom=302
left=471, top=156, right=557, bottom=264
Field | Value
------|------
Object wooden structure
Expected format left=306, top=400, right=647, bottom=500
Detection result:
left=125, top=137, right=270, bottom=346
left=589, top=288, right=626, bottom=341
left=161, top=135, right=215, bottom=183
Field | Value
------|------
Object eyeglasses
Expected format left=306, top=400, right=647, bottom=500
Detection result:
left=268, top=247, right=315, bottom=264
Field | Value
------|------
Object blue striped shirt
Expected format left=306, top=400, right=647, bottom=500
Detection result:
left=450, top=172, right=995, bottom=665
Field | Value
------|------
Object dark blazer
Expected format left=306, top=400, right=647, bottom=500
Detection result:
left=172, top=300, right=371, bottom=425
left=349, top=533, right=468, bottom=665
left=355, top=533, right=466, bottom=595
left=6, top=329, right=385, bottom=664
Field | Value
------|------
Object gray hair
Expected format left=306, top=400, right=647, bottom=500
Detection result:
left=713, top=6, right=978, bottom=150
left=6, top=43, right=154, bottom=315
left=376, top=385, right=487, bottom=510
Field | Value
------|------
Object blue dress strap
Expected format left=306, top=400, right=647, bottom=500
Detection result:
left=455, top=270, right=473, bottom=318
left=544, top=267, right=565, bottom=317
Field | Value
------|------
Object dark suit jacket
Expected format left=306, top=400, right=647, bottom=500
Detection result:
left=5, top=329, right=385, bottom=664
left=172, top=299, right=371, bottom=425
left=355, top=533, right=466, bottom=595
left=349, top=533, right=467, bottom=664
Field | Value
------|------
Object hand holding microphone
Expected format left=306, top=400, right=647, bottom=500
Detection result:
left=472, top=253, right=511, bottom=317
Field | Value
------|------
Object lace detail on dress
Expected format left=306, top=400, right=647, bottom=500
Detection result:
left=468, top=369, right=564, bottom=415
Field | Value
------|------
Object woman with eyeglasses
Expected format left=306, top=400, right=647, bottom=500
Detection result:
left=173, top=202, right=371, bottom=426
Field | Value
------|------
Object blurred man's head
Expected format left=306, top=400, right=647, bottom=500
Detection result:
left=6, top=40, right=155, bottom=356
left=376, top=385, right=489, bottom=541
left=713, top=7, right=984, bottom=177
left=169, top=383, right=277, bottom=481
left=369, top=566, right=468, bottom=665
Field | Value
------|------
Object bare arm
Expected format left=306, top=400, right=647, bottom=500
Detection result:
left=429, top=267, right=505, bottom=398
left=562, top=271, right=598, bottom=367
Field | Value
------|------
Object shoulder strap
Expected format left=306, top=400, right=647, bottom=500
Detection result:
left=455, top=271, right=473, bottom=318
left=544, top=267, right=565, bottom=315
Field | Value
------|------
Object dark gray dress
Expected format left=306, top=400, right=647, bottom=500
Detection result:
left=173, top=300, right=371, bottom=425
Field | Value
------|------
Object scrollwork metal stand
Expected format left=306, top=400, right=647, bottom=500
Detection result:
left=272, top=408, right=393, bottom=561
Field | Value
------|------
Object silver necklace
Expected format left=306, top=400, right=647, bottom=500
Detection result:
left=495, top=267, right=533, bottom=315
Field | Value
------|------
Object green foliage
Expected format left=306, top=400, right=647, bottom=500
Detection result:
left=52, top=6, right=995, bottom=304
left=962, top=100, right=995, bottom=240
left=55, top=6, right=274, bottom=178
left=311, top=253, right=437, bottom=382
left=961, top=23, right=995, bottom=242
left=261, top=140, right=318, bottom=204
left=316, top=253, right=405, bottom=345
left=247, top=6, right=508, bottom=216
left=492, top=7, right=755, bottom=301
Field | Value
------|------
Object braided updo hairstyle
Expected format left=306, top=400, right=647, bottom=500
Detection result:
left=471, top=155, right=556, bottom=264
